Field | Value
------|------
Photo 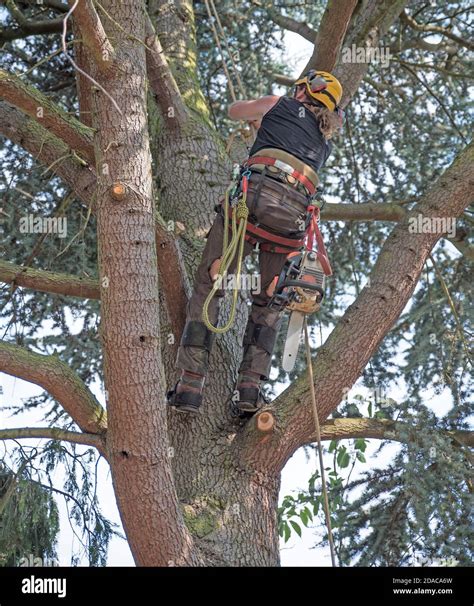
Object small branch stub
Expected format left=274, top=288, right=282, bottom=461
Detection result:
left=111, top=182, right=126, bottom=200
left=256, top=411, right=275, bottom=433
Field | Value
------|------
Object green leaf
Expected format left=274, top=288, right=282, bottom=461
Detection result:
left=337, top=450, right=350, bottom=468
left=336, top=445, right=347, bottom=467
left=300, top=509, right=309, bottom=527
left=354, top=438, right=367, bottom=452
left=368, top=402, right=373, bottom=417
left=303, top=506, right=313, bottom=522
left=356, top=452, right=366, bottom=463
left=290, top=520, right=302, bottom=537
left=283, top=521, right=291, bottom=543
left=328, top=440, right=338, bottom=453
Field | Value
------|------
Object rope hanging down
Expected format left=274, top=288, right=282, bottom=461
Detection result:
left=303, top=317, right=337, bottom=567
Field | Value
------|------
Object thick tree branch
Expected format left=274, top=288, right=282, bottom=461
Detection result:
left=335, top=0, right=409, bottom=108
left=301, top=0, right=358, bottom=75
left=236, top=140, right=474, bottom=471
left=0, top=70, right=95, bottom=163
left=71, top=17, right=94, bottom=127
left=67, top=0, right=115, bottom=70
left=0, top=14, right=63, bottom=43
left=1, top=100, right=97, bottom=201
left=0, top=101, right=97, bottom=203
left=400, top=9, right=474, bottom=52
left=0, top=260, right=99, bottom=300
left=273, top=73, right=294, bottom=87
left=0, top=341, right=107, bottom=435
left=0, top=427, right=105, bottom=451
left=313, top=417, right=474, bottom=448
left=249, top=0, right=315, bottom=42
left=17, top=0, right=68, bottom=12
left=321, top=201, right=407, bottom=222
left=270, top=12, right=315, bottom=43
left=144, top=14, right=188, bottom=128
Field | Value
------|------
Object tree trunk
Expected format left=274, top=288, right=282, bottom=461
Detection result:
left=90, top=0, right=196, bottom=566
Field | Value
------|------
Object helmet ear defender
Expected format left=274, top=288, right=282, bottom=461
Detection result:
left=308, top=73, right=328, bottom=94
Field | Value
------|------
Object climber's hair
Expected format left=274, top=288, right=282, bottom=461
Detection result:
left=303, top=102, right=340, bottom=140
left=295, top=84, right=340, bottom=140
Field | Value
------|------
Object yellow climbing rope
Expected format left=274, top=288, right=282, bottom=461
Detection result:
left=202, top=171, right=250, bottom=334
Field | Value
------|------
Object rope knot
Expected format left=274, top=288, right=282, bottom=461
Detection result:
left=236, top=199, right=249, bottom=220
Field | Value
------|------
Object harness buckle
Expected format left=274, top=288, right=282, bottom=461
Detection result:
left=273, top=159, right=295, bottom=174
left=308, top=189, right=325, bottom=210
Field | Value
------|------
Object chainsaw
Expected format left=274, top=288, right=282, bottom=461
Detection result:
left=268, top=249, right=326, bottom=372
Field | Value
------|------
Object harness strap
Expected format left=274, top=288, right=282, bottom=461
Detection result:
left=306, top=205, right=332, bottom=276
left=227, top=205, right=305, bottom=249
left=242, top=231, right=302, bottom=254
left=246, top=156, right=316, bottom=195
left=246, top=220, right=305, bottom=248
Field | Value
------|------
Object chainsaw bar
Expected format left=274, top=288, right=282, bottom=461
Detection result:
left=282, top=311, right=305, bottom=371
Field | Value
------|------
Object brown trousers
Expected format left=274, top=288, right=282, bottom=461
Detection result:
left=176, top=171, right=310, bottom=380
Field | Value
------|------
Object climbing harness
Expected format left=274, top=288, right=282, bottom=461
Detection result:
left=202, top=151, right=332, bottom=337
left=246, top=155, right=318, bottom=196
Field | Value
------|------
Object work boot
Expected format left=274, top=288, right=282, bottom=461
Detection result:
left=169, top=320, right=216, bottom=414
left=232, top=370, right=269, bottom=417
left=167, top=370, right=205, bottom=414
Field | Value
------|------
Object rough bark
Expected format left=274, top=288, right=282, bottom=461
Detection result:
left=89, top=0, right=198, bottom=567
left=69, top=0, right=115, bottom=70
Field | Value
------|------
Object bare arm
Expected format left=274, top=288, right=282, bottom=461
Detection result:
left=228, top=95, right=280, bottom=122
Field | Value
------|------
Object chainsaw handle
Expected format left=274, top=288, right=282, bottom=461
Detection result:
left=280, top=280, right=324, bottom=298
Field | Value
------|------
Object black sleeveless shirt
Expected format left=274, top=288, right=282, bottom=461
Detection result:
left=248, top=96, right=333, bottom=173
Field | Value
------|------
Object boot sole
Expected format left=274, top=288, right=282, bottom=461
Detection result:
left=235, top=402, right=260, bottom=413
left=170, top=404, right=201, bottom=414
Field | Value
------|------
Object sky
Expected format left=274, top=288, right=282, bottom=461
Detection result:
left=0, top=26, right=460, bottom=568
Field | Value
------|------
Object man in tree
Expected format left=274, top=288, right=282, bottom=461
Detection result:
left=167, top=70, right=343, bottom=417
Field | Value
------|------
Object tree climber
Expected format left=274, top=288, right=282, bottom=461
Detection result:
left=167, top=70, right=343, bottom=417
